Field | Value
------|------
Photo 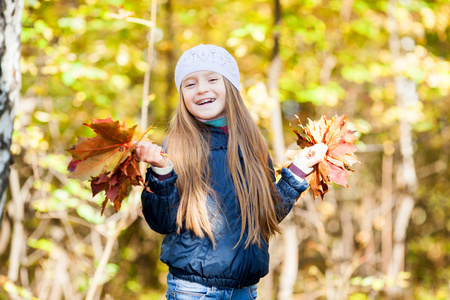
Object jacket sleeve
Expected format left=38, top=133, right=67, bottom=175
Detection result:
left=275, top=167, right=309, bottom=223
left=141, top=168, right=180, bottom=234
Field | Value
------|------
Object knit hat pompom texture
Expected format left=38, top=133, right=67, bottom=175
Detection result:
left=174, top=44, right=240, bottom=92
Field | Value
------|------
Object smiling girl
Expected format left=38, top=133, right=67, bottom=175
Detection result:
left=136, top=44, right=327, bottom=300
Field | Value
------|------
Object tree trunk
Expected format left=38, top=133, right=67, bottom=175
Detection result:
left=386, top=0, right=418, bottom=297
left=140, top=0, right=157, bottom=178
left=387, top=77, right=417, bottom=297
left=140, top=0, right=157, bottom=131
left=163, top=0, right=175, bottom=118
left=267, top=0, right=285, bottom=164
left=381, top=145, right=394, bottom=275
left=265, top=1, right=300, bottom=300
left=276, top=214, right=298, bottom=300
left=7, top=167, right=25, bottom=300
left=0, top=0, right=22, bottom=228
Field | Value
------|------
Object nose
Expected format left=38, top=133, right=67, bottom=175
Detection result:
left=197, top=80, right=209, bottom=94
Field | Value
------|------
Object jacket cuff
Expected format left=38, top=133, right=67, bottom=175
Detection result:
left=151, top=160, right=173, bottom=175
left=279, top=167, right=309, bottom=198
left=151, top=161, right=174, bottom=181
left=145, top=168, right=178, bottom=197
left=289, top=157, right=313, bottom=181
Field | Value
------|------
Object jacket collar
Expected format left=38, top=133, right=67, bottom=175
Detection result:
left=203, top=125, right=228, bottom=150
left=203, top=126, right=244, bottom=158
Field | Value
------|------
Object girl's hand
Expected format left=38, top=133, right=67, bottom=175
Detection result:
left=135, top=141, right=170, bottom=168
left=296, top=143, right=328, bottom=168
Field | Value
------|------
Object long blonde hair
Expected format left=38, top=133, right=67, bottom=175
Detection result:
left=166, top=78, right=282, bottom=247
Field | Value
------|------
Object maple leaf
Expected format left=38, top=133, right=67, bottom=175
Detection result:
left=280, top=114, right=359, bottom=199
left=67, top=116, right=152, bottom=214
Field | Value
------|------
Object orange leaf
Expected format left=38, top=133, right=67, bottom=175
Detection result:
left=325, top=115, right=348, bottom=151
left=69, top=147, right=125, bottom=181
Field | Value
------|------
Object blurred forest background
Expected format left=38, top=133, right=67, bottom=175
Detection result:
left=1, top=0, right=449, bottom=299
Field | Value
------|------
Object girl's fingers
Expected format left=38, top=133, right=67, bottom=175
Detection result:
left=134, top=142, right=169, bottom=168
left=135, top=142, right=156, bottom=161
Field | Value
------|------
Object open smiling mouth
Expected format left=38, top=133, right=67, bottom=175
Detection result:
left=197, top=98, right=216, bottom=105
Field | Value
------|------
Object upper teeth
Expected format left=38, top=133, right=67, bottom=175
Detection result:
left=198, top=98, right=214, bottom=105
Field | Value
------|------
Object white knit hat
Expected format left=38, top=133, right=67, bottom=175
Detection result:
left=174, top=44, right=240, bottom=92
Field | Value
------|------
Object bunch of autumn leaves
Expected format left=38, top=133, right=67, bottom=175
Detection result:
left=67, top=117, right=150, bottom=214
left=279, top=114, right=359, bottom=199
left=67, top=115, right=359, bottom=214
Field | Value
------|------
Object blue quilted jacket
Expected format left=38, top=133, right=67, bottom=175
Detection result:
left=141, top=126, right=308, bottom=288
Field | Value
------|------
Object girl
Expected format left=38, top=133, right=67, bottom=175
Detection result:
left=136, top=44, right=327, bottom=300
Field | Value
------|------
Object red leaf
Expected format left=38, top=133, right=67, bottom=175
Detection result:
left=326, top=161, right=350, bottom=188
left=91, top=173, right=109, bottom=197
left=329, top=142, right=357, bottom=160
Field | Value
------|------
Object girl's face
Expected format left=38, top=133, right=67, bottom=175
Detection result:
left=181, top=71, right=227, bottom=121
